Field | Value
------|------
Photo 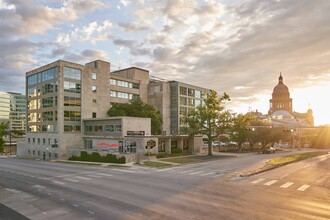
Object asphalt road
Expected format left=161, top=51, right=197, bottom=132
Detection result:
left=0, top=150, right=329, bottom=219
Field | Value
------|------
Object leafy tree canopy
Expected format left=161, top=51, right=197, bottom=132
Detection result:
left=107, top=98, right=162, bottom=135
left=183, top=90, right=230, bottom=155
left=0, top=122, right=8, bottom=152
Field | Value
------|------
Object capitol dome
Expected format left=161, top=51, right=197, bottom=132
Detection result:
left=268, top=73, right=293, bottom=114
left=272, top=74, right=290, bottom=98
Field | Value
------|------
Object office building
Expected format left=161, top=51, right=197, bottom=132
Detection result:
left=0, top=92, right=26, bottom=132
left=20, top=59, right=206, bottom=159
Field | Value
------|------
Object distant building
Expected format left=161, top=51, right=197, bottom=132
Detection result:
left=0, top=92, right=26, bottom=132
left=267, top=73, right=314, bottom=127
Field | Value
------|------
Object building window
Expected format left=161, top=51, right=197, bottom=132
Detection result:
left=110, top=90, right=117, bottom=97
left=85, top=126, right=93, bottom=132
left=37, top=138, right=40, bottom=144
left=180, top=97, right=187, bottom=105
left=64, top=125, right=81, bottom=132
left=92, top=112, right=96, bottom=118
left=188, top=88, right=194, bottom=97
left=115, top=125, right=122, bottom=132
left=64, top=111, right=81, bottom=121
left=63, top=67, right=81, bottom=80
left=64, top=96, right=81, bottom=107
left=180, top=87, right=187, bottom=95
left=105, top=125, right=114, bottom=132
left=195, top=90, right=201, bottom=98
left=94, top=125, right=103, bottom=132
left=110, top=79, right=116, bottom=85
left=28, top=149, right=31, bottom=154
left=33, top=138, right=35, bottom=143
left=64, top=81, right=81, bottom=93
left=92, top=85, right=97, bottom=92
left=92, top=73, right=97, bottom=80
left=43, top=138, right=45, bottom=144
left=28, top=138, right=30, bottom=143
left=85, top=140, right=93, bottom=149
left=92, top=99, right=97, bottom=107
left=48, top=138, right=51, bottom=145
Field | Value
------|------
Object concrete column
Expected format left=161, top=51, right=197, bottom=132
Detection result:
left=165, top=138, right=171, bottom=154
left=178, top=138, right=183, bottom=151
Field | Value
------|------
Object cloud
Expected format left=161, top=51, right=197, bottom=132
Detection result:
left=0, top=0, right=105, bottom=37
left=117, top=22, right=149, bottom=32
left=71, top=20, right=113, bottom=44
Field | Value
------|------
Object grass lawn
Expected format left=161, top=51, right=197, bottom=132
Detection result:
left=142, top=161, right=173, bottom=168
left=267, top=151, right=328, bottom=166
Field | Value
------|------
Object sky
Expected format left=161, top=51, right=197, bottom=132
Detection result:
left=1, top=0, right=330, bottom=126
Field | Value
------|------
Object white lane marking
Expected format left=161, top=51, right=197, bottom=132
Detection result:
left=189, top=171, right=203, bottom=175
left=75, top=176, right=91, bottom=180
left=111, top=169, right=135, bottom=173
left=280, top=182, right=294, bottom=188
left=88, top=211, right=95, bottom=215
left=42, top=171, right=99, bottom=180
left=297, top=185, right=310, bottom=191
left=61, top=199, right=65, bottom=201
left=51, top=180, right=65, bottom=185
left=86, top=174, right=103, bottom=178
left=212, top=173, right=224, bottom=178
left=43, top=212, right=47, bottom=215
left=251, top=178, right=265, bottom=184
left=179, top=170, right=195, bottom=174
left=48, top=193, right=52, bottom=196
left=64, top=178, right=80, bottom=183
left=200, top=172, right=216, bottom=176
left=73, top=204, right=79, bottom=207
left=264, top=180, right=278, bottom=186
left=157, top=168, right=174, bottom=172
left=95, top=173, right=113, bottom=177
left=5, top=188, right=21, bottom=193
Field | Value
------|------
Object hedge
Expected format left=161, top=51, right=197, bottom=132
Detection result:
left=68, top=151, right=126, bottom=164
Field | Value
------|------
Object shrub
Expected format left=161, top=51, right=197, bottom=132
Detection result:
left=171, top=148, right=183, bottom=154
left=68, top=151, right=126, bottom=164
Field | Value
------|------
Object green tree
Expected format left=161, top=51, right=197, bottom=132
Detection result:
left=107, top=98, right=162, bottom=135
left=0, top=123, right=8, bottom=153
left=231, top=113, right=254, bottom=152
left=184, top=90, right=230, bottom=156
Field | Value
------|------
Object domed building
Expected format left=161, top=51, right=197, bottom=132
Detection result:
left=269, top=73, right=292, bottom=115
left=268, top=73, right=314, bottom=127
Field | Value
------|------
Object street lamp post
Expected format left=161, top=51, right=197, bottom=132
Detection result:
left=9, top=130, right=12, bottom=155
left=295, top=118, right=301, bottom=150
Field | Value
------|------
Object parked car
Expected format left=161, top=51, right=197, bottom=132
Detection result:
left=259, top=146, right=276, bottom=154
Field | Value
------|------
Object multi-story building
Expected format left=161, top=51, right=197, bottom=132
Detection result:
left=0, top=92, right=26, bottom=132
left=24, top=60, right=112, bottom=159
left=21, top=59, right=207, bottom=159
left=148, top=79, right=208, bottom=135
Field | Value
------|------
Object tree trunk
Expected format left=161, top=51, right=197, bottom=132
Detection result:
left=208, top=140, right=213, bottom=156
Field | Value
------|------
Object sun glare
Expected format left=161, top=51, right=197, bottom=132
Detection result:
left=292, top=84, right=330, bottom=126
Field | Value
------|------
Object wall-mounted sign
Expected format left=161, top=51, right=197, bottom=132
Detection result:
left=127, top=131, right=145, bottom=136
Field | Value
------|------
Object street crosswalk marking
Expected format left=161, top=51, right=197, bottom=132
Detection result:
left=179, top=170, right=195, bottom=174
left=157, top=168, right=174, bottom=172
left=297, top=185, right=310, bottom=191
left=111, top=169, right=135, bottom=173
left=280, top=182, right=294, bottom=188
left=95, top=173, right=113, bottom=177
left=75, top=176, right=91, bottom=180
left=86, top=174, right=103, bottom=178
left=264, top=180, right=278, bottom=186
left=200, top=172, right=216, bottom=176
left=251, top=178, right=265, bottom=184
left=64, top=178, right=79, bottom=183
left=189, top=171, right=203, bottom=175
left=51, top=180, right=65, bottom=185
